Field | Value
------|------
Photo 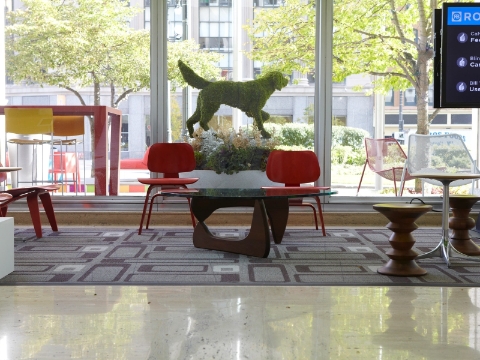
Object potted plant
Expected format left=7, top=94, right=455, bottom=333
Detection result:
left=181, top=127, right=282, bottom=188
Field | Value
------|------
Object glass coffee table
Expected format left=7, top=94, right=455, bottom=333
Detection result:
left=161, top=187, right=336, bottom=258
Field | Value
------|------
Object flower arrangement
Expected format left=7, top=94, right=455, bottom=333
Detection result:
left=186, top=127, right=278, bottom=175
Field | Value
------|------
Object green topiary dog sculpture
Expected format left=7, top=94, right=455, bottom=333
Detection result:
left=178, top=60, right=288, bottom=138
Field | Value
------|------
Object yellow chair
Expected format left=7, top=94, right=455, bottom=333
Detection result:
left=5, top=108, right=54, bottom=187
left=51, top=116, right=85, bottom=195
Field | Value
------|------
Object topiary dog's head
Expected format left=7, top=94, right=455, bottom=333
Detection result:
left=264, top=71, right=289, bottom=91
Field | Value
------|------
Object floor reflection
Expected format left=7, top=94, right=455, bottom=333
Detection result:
left=373, top=287, right=480, bottom=359
left=1, top=286, right=479, bottom=359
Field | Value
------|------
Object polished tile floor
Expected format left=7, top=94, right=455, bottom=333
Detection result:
left=1, top=286, right=479, bottom=359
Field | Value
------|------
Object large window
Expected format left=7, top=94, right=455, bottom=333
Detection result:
left=5, top=0, right=152, bottom=196
left=9, top=1, right=478, bottom=202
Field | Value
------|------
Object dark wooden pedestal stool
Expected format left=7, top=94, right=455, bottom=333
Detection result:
left=449, top=195, right=480, bottom=256
left=373, top=203, right=432, bottom=276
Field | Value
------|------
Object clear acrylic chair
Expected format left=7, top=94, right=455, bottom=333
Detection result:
left=400, top=133, right=480, bottom=194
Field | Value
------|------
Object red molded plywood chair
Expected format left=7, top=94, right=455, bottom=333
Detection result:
left=137, top=143, right=198, bottom=234
left=0, top=162, right=59, bottom=238
left=0, top=185, right=59, bottom=238
left=357, top=138, right=413, bottom=196
left=265, top=150, right=328, bottom=235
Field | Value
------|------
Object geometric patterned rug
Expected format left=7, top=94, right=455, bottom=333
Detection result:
left=2, top=227, right=480, bottom=286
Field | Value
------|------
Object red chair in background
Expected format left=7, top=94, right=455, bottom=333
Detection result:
left=137, top=143, right=198, bottom=234
left=51, top=115, right=85, bottom=194
left=357, top=138, right=413, bottom=196
left=120, top=147, right=150, bottom=170
left=49, top=152, right=81, bottom=192
left=265, top=150, right=328, bottom=236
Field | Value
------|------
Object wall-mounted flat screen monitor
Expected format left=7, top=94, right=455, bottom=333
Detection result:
left=436, top=3, right=480, bottom=108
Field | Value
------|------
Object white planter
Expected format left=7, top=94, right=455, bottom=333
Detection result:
left=180, top=170, right=282, bottom=188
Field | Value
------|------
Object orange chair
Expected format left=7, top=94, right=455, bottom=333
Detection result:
left=265, top=150, right=328, bottom=235
left=51, top=116, right=85, bottom=194
left=137, top=143, right=199, bottom=234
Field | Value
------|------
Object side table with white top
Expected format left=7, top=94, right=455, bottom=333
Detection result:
left=411, top=173, right=480, bottom=267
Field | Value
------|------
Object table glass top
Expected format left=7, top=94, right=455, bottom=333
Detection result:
left=161, top=187, right=337, bottom=199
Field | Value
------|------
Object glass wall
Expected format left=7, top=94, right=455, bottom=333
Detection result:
left=5, top=1, right=476, bottom=201
left=4, top=0, right=151, bottom=195
left=331, top=1, right=477, bottom=198
left=169, top=0, right=316, bottom=181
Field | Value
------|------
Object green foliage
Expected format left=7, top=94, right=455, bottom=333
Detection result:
left=266, top=116, right=289, bottom=125
left=330, top=126, right=368, bottom=166
left=262, top=123, right=367, bottom=155
left=244, top=0, right=315, bottom=78
left=331, top=126, right=369, bottom=149
left=6, top=1, right=220, bottom=107
left=170, top=96, right=183, bottom=142
left=191, top=123, right=368, bottom=171
left=331, top=145, right=366, bottom=166
left=301, top=104, right=314, bottom=124
left=245, top=0, right=470, bottom=134
left=188, top=128, right=277, bottom=174
left=262, top=123, right=283, bottom=139
left=264, top=123, right=314, bottom=148
left=431, top=145, right=471, bottom=170
left=169, top=42, right=222, bottom=90
left=194, top=151, right=207, bottom=170
left=204, top=145, right=272, bottom=175
left=6, top=0, right=149, bottom=106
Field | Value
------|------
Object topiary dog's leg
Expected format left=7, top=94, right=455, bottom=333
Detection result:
left=253, top=110, right=271, bottom=139
left=199, top=102, right=220, bottom=132
left=261, top=110, right=270, bottom=121
left=186, top=108, right=201, bottom=137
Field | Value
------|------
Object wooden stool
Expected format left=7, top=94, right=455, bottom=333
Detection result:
left=449, top=195, right=480, bottom=256
left=373, top=203, right=432, bottom=276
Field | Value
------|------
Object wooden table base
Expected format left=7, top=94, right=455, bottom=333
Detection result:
left=449, top=195, right=480, bottom=256
left=373, top=204, right=432, bottom=276
left=190, top=197, right=289, bottom=258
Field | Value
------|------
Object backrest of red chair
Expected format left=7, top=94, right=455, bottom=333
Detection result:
left=141, top=147, right=150, bottom=167
left=52, top=153, right=77, bottom=172
left=147, top=143, right=196, bottom=178
left=364, top=138, right=407, bottom=173
left=266, top=150, right=320, bottom=186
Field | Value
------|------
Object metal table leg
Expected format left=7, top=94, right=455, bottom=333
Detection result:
left=417, top=180, right=480, bottom=267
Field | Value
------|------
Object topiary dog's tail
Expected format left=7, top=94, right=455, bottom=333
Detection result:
left=178, top=60, right=211, bottom=89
